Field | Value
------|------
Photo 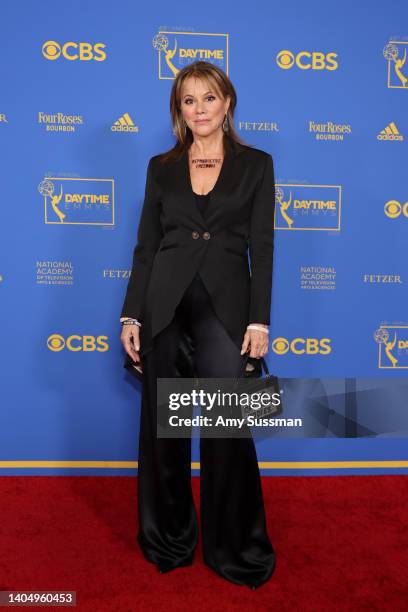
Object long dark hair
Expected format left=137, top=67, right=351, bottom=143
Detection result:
left=158, top=61, right=249, bottom=164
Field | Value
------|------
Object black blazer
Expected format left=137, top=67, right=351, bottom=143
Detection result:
left=121, top=140, right=275, bottom=358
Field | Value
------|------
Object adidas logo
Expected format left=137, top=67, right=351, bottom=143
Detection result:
left=377, top=121, right=403, bottom=141
left=111, top=113, right=139, bottom=133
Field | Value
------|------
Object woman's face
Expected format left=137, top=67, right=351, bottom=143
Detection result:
left=180, top=76, right=230, bottom=141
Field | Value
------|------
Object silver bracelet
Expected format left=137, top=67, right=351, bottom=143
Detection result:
left=122, top=319, right=142, bottom=327
left=247, top=324, right=269, bottom=334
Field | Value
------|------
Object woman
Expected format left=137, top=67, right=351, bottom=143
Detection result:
left=120, top=60, right=276, bottom=589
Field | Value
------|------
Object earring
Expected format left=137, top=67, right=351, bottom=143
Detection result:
left=222, top=113, right=229, bottom=132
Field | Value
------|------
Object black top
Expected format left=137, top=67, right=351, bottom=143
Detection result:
left=194, top=190, right=212, bottom=218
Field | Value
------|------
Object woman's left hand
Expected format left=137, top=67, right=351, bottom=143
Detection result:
left=240, top=324, right=269, bottom=358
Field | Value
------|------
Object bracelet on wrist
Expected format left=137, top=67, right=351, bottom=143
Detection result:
left=247, top=324, right=269, bottom=334
left=122, top=319, right=142, bottom=327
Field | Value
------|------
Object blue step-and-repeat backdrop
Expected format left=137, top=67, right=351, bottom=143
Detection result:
left=1, top=0, right=407, bottom=475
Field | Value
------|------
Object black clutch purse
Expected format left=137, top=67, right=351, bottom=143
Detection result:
left=233, top=353, right=283, bottom=419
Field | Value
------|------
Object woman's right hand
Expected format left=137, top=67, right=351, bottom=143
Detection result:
left=121, top=324, right=142, bottom=369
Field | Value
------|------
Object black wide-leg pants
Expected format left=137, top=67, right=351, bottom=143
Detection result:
left=137, top=273, right=276, bottom=588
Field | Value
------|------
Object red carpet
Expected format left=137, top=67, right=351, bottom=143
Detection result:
left=1, top=475, right=407, bottom=611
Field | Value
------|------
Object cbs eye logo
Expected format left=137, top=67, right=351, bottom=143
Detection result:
left=42, top=40, right=107, bottom=61
left=384, top=200, right=408, bottom=219
left=272, top=337, right=331, bottom=355
left=47, top=334, right=109, bottom=352
left=276, top=50, right=338, bottom=70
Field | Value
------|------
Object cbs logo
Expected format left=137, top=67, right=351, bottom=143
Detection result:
left=276, top=50, right=338, bottom=70
left=384, top=200, right=408, bottom=219
left=47, top=334, right=109, bottom=352
left=272, top=337, right=331, bottom=355
left=42, top=40, right=107, bottom=61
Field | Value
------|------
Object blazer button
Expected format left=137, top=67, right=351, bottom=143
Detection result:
left=192, top=231, right=200, bottom=239
left=203, top=231, right=211, bottom=240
